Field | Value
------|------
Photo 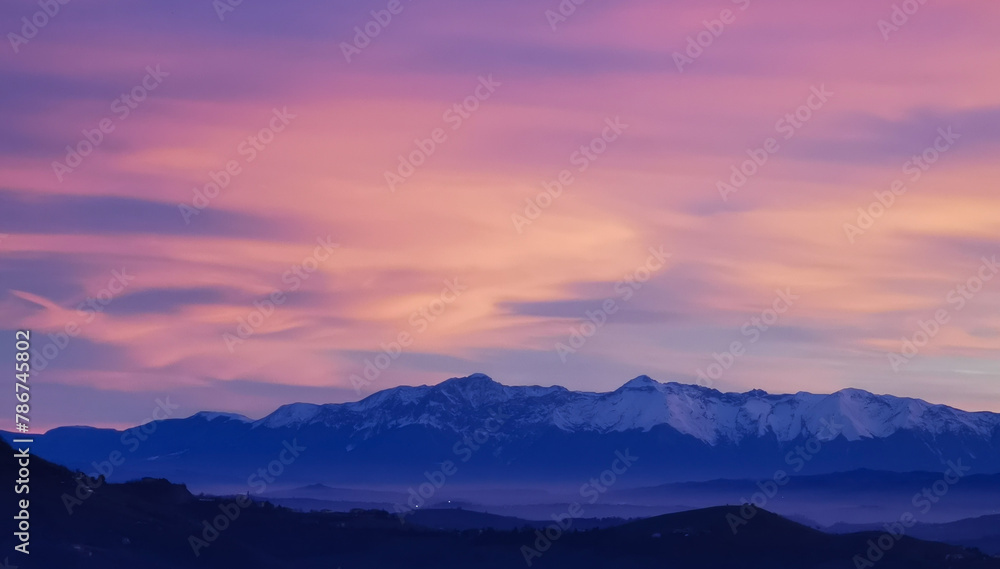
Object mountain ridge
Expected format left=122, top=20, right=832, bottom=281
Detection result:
left=9, top=374, right=1000, bottom=488
left=242, top=373, right=1000, bottom=445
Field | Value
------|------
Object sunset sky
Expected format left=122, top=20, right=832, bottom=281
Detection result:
left=2, top=0, right=999, bottom=430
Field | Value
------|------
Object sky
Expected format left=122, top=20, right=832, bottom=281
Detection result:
left=2, top=0, right=999, bottom=430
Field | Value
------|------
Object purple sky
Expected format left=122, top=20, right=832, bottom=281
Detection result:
left=2, top=0, right=1000, bottom=429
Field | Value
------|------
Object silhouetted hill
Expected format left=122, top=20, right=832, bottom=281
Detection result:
left=591, top=506, right=997, bottom=569
left=407, top=507, right=626, bottom=532
left=830, top=514, right=1000, bottom=555
left=3, top=439, right=997, bottom=568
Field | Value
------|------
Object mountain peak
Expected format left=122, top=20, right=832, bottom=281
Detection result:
left=619, top=375, right=661, bottom=390
left=443, top=372, right=496, bottom=385
left=258, top=402, right=324, bottom=428
left=190, top=411, right=252, bottom=423
left=432, top=373, right=507, bottom=406
left=436, top=373, right=501, bottom=392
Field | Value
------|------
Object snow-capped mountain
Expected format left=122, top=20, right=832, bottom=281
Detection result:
left=16, top=374, right=1000, bottom=488
left=253, top=373, right=998, bottom=445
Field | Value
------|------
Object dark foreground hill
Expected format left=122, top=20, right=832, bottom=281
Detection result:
left=830, top=515, right=1000, bottom=556
left=3, top=439, right=998, bottom=569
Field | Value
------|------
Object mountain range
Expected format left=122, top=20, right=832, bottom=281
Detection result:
left=4, top=438, right=996, bottom=569
left=11, top=374, right=1000, bottom=489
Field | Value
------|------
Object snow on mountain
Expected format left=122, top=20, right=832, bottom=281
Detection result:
left=257, top=402, right=326, bottom=428
left=248, top=374, right=1000, bottom=445
left=23, top=373, right=1000, bottom=487
left=190, top=411, right=253, bottom=423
